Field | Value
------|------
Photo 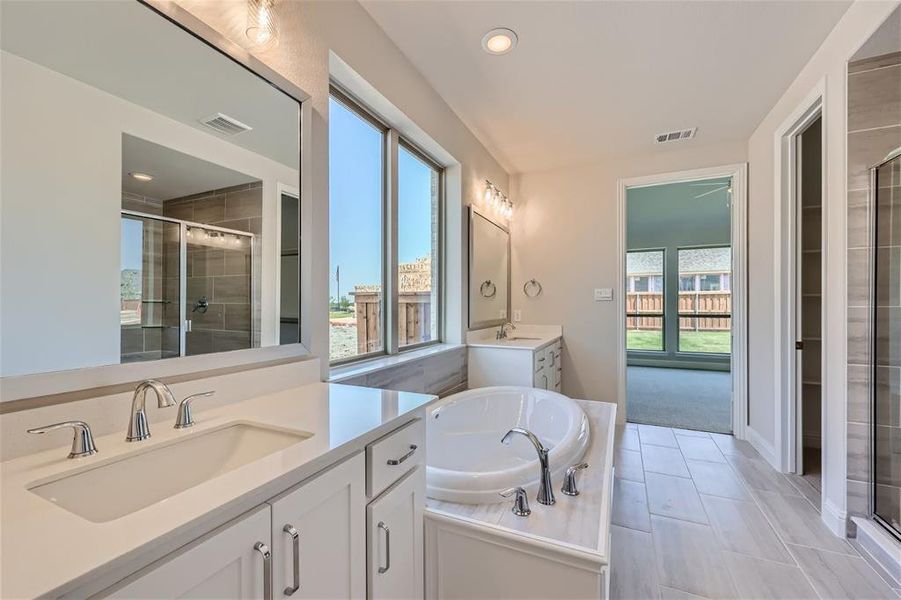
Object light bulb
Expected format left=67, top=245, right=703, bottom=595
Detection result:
left=484, top=184, right=493, bottom=206
left=246, top=0, right=278, bottom=46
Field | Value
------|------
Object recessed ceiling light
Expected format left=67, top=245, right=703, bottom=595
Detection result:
left=481, top=28, right=517, bottom=55
left=129, top=172, right=154, bottom=182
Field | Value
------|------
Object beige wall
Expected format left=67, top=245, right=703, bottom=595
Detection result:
left=745, top=0, right=900, bottom=533
left=175, top=0, right=510, bottom=379
left=509, top=141, right=747, bottom=407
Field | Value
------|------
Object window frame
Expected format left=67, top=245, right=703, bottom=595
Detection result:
left=329, top=85, right=444, bottom=365
left=625, top=248, right=666, bottom=353
left=675, top=245, right=733, bottom=356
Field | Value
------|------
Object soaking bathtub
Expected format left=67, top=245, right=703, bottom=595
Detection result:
left=426, top=386, right=590, bottom=504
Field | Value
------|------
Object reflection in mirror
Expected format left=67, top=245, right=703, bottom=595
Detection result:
left=280, top=193, right=301, bottom=345
left=0, top=0, right=300, bottom=377
left=469, top=210, right=510, bottom=328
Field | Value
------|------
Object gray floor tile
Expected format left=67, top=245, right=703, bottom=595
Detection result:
left=610, top=525, right=659, bottom=600
left=643, top=444, right=691, bottom=478
left=616, top=424, right=641, bottom=451
left=638, top=424, right=679, bottom=448
left=789, top=543, right=898, bottom=599
left=686, top=460, right=751, bottom=501
left=646, top=472, right=708, bottom=524
left=616, top=448, right=645, bottom=483
left=658, top=586, right=708, bottom=599
left=676, top=435, right=727, bottom=463
left=613, top=478, right=651, bottom=532
left=785, top=473, right=822, bottom=511
left=723, top=552, right=818, bottom=599
left=725, top=454, right=800, bottom=496
left=710, top=433, right=760, bottom=458
left=700, top=494, right=793, bottom=564
left=671, top=428, right=711, bottom=439
left=754, top=490, right=857, bottom=555
left=651, top=515, right=737, bottom=599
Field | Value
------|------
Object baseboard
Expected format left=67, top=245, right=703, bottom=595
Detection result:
left=745, top=426, right=780, bottom=470
left=822, top=498, right=848, bottom=538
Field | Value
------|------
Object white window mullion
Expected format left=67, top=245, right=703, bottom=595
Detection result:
left=385, top=129, right=400, bottom=355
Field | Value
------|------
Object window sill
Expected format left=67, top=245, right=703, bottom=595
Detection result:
left=329, top=343, right=465, bottom=383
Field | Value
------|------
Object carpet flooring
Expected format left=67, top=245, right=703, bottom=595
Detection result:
left=626, top=366, right=732, bottom=434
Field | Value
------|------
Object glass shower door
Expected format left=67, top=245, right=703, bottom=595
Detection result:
left=872, top=153, right=901, bottom=538
left=185, top=225, right=254, bottom=356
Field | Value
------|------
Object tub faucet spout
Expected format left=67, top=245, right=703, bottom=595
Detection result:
left=501, top=427, right=555, bottom=505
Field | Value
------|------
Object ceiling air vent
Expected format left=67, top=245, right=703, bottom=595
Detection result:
left=654, top=127, right=697, bottom=144
left=199, top=113, right=253, bottom=136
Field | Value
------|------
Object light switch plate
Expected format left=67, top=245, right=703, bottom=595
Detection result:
left=594, top=288, right=613, bottom=301
left=513, top=309, right=522, bottom=322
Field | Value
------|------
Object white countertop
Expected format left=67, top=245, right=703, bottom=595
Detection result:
left=0, top=382, right=437, bottom=599
left=466, top=324, right=562, bottom=351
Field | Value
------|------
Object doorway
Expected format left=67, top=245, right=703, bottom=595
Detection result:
left=795, top=115, right=824, bottom=492
left=617, top=164, right=748, bottom=437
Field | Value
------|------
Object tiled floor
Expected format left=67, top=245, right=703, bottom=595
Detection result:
left=610, top=423, right=901, bottom=599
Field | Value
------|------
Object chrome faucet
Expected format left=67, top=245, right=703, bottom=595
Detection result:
left=496, top=321, right=516, bottom=340
left=501, top=427, right=555, bottom=505
left=127, top=380, right=176, bottom=442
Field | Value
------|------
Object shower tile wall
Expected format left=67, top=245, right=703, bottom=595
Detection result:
left=846, top=51, right=901, bottom=531
left=163, top=182, right=263, bottom=355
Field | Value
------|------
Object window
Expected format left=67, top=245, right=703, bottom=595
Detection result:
left=329, top=94, right=385, bottom=362
left=677, top=247, right=732, bottom=354
left=329, top=89, right=443, bottom=363
left=625, top=250, right=664, bottom=351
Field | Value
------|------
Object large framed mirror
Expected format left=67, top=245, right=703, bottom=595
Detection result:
left=468, top=208, right=510, bottom=329
left=0, top=0, right=302, bottom=379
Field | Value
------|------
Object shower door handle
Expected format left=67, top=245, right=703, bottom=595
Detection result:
left=184, top=319, right=193, bottom=333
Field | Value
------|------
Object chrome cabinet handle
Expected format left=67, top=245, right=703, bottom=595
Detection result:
left=377, top=521, right=391, bottom=574
left=386, top=444, right=417, bottom=466
left=254, top=541, right=272, bottom=600
left=27, top=420, right=98, bottom=459
left=283, top=524, right=300, bottom=596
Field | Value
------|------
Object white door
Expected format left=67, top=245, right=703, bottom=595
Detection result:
left=270, top=453, right=366, bottom=599
left=367, top=467, right=425, bottom=600
left=106, top=506, right=271, bottom=599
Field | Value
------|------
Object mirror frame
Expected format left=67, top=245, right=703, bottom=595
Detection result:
left=467, top=207, right=511, bottom=330
left=0, top=0, right=313, bottom=405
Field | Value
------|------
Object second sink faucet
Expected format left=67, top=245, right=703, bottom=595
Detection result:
left=126, top=380, right=176, bottom=442
left=501, top=427, right=555, bottom=505
left=496, top=321, right=516, bottom=340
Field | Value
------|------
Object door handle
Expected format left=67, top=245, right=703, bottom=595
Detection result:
left=377, top=521, right=391, bottom=574
left=795, top=340, right=804, bottom=350
left=283, top=524, right=300, bottom=596
left=253, top=542, right=272, bottom=600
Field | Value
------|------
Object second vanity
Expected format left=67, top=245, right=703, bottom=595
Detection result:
left=0, top=376, right=436, bottom=599
left=466, top=325, right=562, bottom=391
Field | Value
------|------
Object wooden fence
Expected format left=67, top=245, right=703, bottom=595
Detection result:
left=352, top=291, right=432, bottom=353
left=626, top=291, right=731, bottom=331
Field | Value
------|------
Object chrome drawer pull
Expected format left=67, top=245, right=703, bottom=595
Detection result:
left=253, top=542, right=272, bottom=600
left=386, top=444, right=417, bottom=466
left=283, top=524, right=300, bottom=596
left=377, top=521, right=391, bottom=574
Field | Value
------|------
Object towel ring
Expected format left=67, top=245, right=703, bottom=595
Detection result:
left=523, top=279, right=542, bottom=298
left=480, top=280, right=497, bottom=298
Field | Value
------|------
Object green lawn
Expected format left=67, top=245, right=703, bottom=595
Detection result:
left=627, top=330, right=731, bottom=354
left=329, top=310, right=353, bottom=319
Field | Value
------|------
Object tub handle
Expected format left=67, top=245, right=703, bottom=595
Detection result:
left=387, top=444, right=417, bottom=466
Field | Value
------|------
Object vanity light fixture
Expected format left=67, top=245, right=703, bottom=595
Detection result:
left=482, top=179, right=514, bottom=220
left=481, top=28, right=518, bottom=55
left=246, top=0, right=278, bottom=46
left=129, top=172, right=154, bottom=182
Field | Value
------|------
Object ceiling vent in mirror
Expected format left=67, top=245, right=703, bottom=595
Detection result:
left=199, top=113, right=253, bottom=136
left=654, top=127, right=697, bottom=144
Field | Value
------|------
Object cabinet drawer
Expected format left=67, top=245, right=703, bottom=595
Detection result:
left=367, top=419, right=425, bottom=499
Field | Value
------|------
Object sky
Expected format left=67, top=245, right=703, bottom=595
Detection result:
left=121, top=218, right=143, bottom=271
left=329, top=96, right=435, bottom=300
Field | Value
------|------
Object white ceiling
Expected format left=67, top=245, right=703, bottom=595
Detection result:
left=122, top=135, right=257, bottom=201
left=1, top=0, right=299, bottom=169
left=361, top=0, right=852, bottom=174
left=854, top=5, right=901, bottom=60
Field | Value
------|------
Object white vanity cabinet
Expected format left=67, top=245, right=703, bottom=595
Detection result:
left=269, top=454, right=366, bottom=599
left=107, top=506, right=272, bottom=599
left=468, top=338, right=562, bottom=391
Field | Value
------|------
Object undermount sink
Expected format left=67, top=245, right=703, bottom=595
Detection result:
left=503, top=336, right=541, bottom=341
left=29, top=422, right=313, bottom=522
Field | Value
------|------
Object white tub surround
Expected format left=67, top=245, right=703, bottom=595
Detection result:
left=425, top=400, right=616, bottom=599
left=467, top=325, right=562, bottom=389
left=427, top=387, right=589, bottom=504
left=0, top=382, right=436, bottom=599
